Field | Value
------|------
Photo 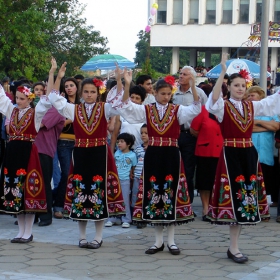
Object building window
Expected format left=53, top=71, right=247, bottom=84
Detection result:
left=275, top=0, right=280, bottom=21
left=173, top=0, right=183, bottom=24
left=189, top=0, right=199, bottom=24
left=256, top=0, right=262, bottom=23
left=239, top=0, right=249, bottom=23
left=221, top=0, right=232, bottom=24
left=157, top=0, right=167, bottom=24
left=205, top=0, right=216, bottom=24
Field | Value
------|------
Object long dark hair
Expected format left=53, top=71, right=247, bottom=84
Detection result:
left=63, top=77, right=80, bottom=104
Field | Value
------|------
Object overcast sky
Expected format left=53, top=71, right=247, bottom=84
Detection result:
left=79, top=0, right=149, bottom=62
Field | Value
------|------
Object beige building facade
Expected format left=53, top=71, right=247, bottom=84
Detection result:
left=149, top=0, right=280, bottom=82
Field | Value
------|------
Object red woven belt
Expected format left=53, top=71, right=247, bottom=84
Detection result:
left=149, top=137, right=178, bottom=147
left=224, top=138, right=253, bottom=148
left=75, top=137, right=106, bottom=147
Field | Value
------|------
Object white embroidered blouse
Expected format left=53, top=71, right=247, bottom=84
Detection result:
left=0, top=85, right=51, bottom=132
left=206, top=91, right=280, bottom=123
left=42, top=88, right=120, bottom=121
left=106, top=87, right=201, bottom=125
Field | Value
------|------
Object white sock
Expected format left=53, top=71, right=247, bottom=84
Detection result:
left=154, top=225, right=164, bottom=248
left=93, top=220, right=104, bottom=243
left=167, top=224, right=176, bottom=247
left=78, top=221, right=87, bottom=241
left=22, top=214, right=35, bottom=239
left=229, top=225, right=242, bottom=255
left=15, top=214, right=25, bottom=238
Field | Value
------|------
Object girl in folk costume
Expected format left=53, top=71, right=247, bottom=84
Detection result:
left=107, top=67, right=201, bottom=255
left=0, top=84, right=50, bottom=243
left=43, top=63, right=125, bottom=249
left=206, top=54, right=280, bottom=263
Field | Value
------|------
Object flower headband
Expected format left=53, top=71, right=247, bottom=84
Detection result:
left=93, top=78, right=106, bottom=94
left=239, top=69, right=253, bottom=88
left=164, top=75, right=177, bottom=94
left=17, top=86, right=36, bottom=99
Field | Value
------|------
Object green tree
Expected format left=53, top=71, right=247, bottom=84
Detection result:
left=0, top=0, right=50, bottom=80
left=0, top=0, right=109, bottom=80
left=42, top=0, right=109, bottom=76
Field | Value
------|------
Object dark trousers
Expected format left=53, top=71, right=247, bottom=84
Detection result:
left=53, top=140, right=74, bottom=211
left=38, top=153, right=53, bottom=221
left=178, top=131, right=197, bottom=203
left=261, top=162, right=278, bottom=202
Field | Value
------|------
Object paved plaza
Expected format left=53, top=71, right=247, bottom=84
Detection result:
left=0, top=196, right=280, bottom=280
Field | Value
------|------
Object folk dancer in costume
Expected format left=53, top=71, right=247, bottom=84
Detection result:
left=107, top=66, right=201, bottom=255
left=0, top=84, right=50, bottom=243
left=42, top=62, right=125, bottom=249
left=206, top=53, right=280, bottom=263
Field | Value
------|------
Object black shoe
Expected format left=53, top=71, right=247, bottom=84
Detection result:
left=11, top=237, right=21, bottom=243
left=38, top=220, right=52, bottom=227
left=202, top=215, right=211, bottom=222
left=79, top=239, right=88, bottom=248
left=87, top=240, right=103, bottom=249
left=145, top=243, right=164, bottom=254
left=18, top=234, right=33, bottom=244
left=167, top=244, right=181, bottom=255
left=227, top=249, right=248, bottom=263
left=193, top=212, right=197, bottom=217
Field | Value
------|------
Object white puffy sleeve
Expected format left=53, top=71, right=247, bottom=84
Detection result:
left=177, top=102, right=201, bottom=126
left=35, top=95, right=52, bottom=132
left=106, top=85, right=146, bottom=123
left=0, top=85, right=14, bottom=119
left=47, top=90, right=75, bottom=121
left=253, top=92, right=280, bottom=117
left=205, top=92, right=224, bottom=122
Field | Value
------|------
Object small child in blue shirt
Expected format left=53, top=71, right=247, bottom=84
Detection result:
left=105, top=133, right=137, bottom=228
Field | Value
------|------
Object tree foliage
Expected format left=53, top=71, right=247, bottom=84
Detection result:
left=0, top=0, right=108, bottom=80
left=42, top=0, right=109, bottom=77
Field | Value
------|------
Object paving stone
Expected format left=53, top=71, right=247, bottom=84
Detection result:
left=25, top=258, right=62, bottom=266
left=26, top=252, right=62, bottom=259
left=192, top=268, right=228, bottom=277
left=58, top=262, right=95, bottom=270
left=226, top=272, right=252, bottom=279
left=58, top=249, right=92, bottom=256
left=0, top=255, right=30, bottom=263
left=21, top=266, right=62, bottom=274
left=1, top=197, right=280, bottom=280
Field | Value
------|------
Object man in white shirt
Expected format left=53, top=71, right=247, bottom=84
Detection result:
left=173, top=66, right=208, bottom=204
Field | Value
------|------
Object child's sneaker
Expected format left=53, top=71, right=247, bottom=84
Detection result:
left=105, top=221, right=114, bottom=227
left=122, top=222, right=130, bottom=228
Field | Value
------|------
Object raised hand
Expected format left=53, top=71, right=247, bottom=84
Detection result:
left=57, top=62, right=67, bottom=79
left=49, top=57, right=57, bottom=74
left=189, top=73, right=195, bottom=89
left=123, top=67, right=132, bottom=85
left=114, top=63, right=122, bottom=81
left=221, top=53, right=228, bottom=72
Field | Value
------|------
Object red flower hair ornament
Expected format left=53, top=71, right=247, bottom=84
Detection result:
left=239, top=69, right=252, bottom=88
left=17, top=86, right=36, bottom=99
left=93, top=78, right=106, bottom=94
left=164, top=75, right=177, bottom=94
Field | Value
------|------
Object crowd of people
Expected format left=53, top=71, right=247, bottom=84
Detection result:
left=1, top=54, right=280, bottom=264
